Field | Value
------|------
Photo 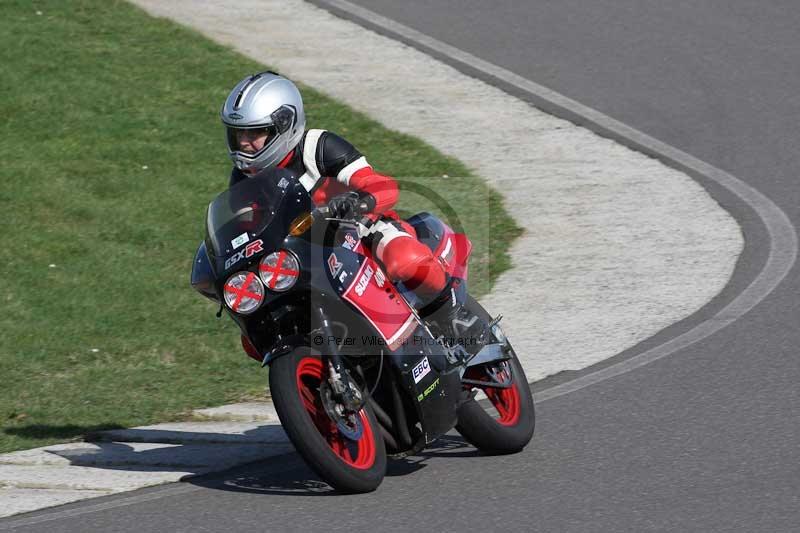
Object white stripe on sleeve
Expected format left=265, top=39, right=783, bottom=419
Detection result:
left=302, top=129, right=325, bottom=180
left=374, top=220, right=414, bottom=259
left=298, top=172, right=317, bottom=192
left=336, top=156, right=370, bottom=186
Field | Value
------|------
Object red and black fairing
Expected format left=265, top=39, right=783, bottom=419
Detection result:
left=327, top=230, right=418, bottom=351
left=321, top=222, right=475, bottom=441
left=192, top=170, right=472, bottom=445
left=406, top=211, right=472, bottom=281
left=322, top=227, right=468, bottom=441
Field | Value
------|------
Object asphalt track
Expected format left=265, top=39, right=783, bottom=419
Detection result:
left=3, top=2, right=799, bottom=531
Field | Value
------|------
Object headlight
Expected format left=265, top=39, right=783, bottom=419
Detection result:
left=259, top=250, right=299, bottom=292
left=223, top=272, right=265, bottom=314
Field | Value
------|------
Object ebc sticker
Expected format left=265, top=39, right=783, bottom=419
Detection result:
left=225, top=239, right=264, bottom=270
left=412, top=356, right=431, bottom=384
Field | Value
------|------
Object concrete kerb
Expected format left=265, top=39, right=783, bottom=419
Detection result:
left=0, top=404, right=292, bottom=518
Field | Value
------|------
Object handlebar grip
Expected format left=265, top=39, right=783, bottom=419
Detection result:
left=315, top=200, right=369, bottom=220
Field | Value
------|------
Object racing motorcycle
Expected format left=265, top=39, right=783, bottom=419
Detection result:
left=191, top=168, right=534, bottom=493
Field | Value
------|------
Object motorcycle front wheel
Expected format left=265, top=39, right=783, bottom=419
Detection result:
left=455, top=296, right=535, bottom=454
left=269, top=346, right=387, bottom=493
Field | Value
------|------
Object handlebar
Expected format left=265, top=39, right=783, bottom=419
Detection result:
left=313, top=205, right=331, bottom=218
left=312, top=201, right=371, bottom=219
left=312, top=202, right=374, bottom=238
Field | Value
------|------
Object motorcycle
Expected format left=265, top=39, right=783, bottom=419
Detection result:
left=191, top=168, right=534, bottom=492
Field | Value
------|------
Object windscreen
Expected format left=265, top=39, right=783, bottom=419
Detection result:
left=206, top=175, right=285, bottom=259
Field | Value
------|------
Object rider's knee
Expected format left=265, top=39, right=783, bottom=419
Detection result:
left=377, top=231, right=446, bottom=295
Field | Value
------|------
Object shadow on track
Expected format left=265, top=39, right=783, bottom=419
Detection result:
left=185, top=434, right=479, bottom=496
left=5, top=422, right=482, bottom=497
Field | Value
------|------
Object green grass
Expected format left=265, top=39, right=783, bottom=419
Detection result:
left=0, top=0, right=521, bottom=453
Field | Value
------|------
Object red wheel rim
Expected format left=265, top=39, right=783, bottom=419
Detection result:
left=295, top=357, right=376, bottom=469
left=464, top=365, right=522, bottom=427
left=484, top=383, right=521, bottom=426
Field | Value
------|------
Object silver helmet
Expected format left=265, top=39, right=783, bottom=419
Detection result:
left=220, top=72, right=306, bottom=174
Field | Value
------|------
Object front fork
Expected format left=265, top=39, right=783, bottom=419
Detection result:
left=315, top=306, right=363, bottom=412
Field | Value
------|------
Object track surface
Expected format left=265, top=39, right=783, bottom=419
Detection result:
left=4, top=2, right=799, bottom=531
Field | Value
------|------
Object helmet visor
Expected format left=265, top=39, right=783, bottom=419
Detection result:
left=226, top=125, right=279, bottom=156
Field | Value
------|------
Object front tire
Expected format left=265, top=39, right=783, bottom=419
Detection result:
left=269, top=347, right=387, bottom=493
left=455, top=297, right=535, bottom=454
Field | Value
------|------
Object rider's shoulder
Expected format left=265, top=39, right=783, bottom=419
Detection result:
left=320, top=131, right=361, bottom=160
left=300, top=129, right=357, bottom=154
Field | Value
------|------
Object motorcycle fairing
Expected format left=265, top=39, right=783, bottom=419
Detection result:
left=312, top=225, right=419, bottom=352
left=438, top=231, right=471, bottom=280
left=387, top=332, right=462, bottom=442
left=406, top=212, right=472, bottom=280
left=321, top=242, right=365, bottom=295
left=190, top=241, right=218, bottom=302
left=340, top=251, right=417, bottom=351
left=205, top=175, right=313, bottom=279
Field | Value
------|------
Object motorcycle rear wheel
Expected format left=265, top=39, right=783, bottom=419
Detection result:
left=269, top=347, right=387, bottom=493
left=455, top=296, right=535, bottom=454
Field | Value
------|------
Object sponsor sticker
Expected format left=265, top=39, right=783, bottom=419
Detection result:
left=412, top=356, right=431, bottom=384
left=417, top=377, right=440, bottom=401
left=338, top=271, right=348, bottom=283
left=225, top=239, right=264, bottom=270
left=327, top=253, right=343, bottom=276
left=355, top=264, right=374, bottom=296
left=374, top=267, right=386, bottom=288
left=231, top=232, right=250, bottom=250
left=277, top=177, right=289, bottom=189
left=342, top=233, right=358, bottom=250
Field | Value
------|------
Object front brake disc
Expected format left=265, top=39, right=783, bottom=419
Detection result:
left=319, top=379, right=364, bottom=440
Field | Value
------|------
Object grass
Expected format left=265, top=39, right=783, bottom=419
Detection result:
left=0, top=0, right=521, bottom=453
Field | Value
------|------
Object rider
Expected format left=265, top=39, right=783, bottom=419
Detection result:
left=221, top=71, right=451, bottom=308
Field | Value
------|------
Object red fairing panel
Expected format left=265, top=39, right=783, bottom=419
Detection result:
left=434, top=225, right=472, bottom=280
left=342, top=254, right=418, bottom=351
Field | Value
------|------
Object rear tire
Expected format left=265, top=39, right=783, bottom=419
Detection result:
left=455, top=296, right=535, bottom=454
left=269, top=347, right=387, bottom=493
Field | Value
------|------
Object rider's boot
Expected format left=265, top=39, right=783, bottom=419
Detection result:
left=419, top=283, right=485, bottom=353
